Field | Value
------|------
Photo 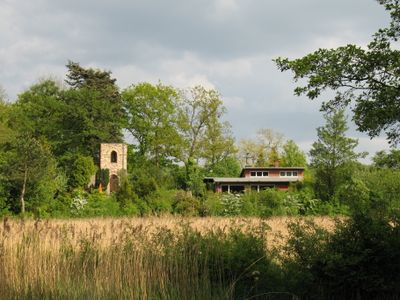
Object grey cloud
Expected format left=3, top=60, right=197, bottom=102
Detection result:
left=0, top=0, right=393, bottom=160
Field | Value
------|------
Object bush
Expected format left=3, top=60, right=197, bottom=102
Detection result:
left=69, top=155, right=96, bottom=189
left=172, top=190, right=200, bottom=216
left=220, top=193, right=243, bottom=216
left=146, top=188, right=175, bottom=215
left=202, top=192, right=223, bottom=216
left=69, top=190, right=122, bottom=217
left=257, top=189, right=286, bottom=217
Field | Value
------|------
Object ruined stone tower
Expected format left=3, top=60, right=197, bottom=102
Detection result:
left=99, top=143, right=127, bottom=192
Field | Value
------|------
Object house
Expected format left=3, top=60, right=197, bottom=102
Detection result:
left=204, top=165, right=305, bottom=193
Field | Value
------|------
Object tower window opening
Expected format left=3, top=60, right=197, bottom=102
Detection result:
left=111, top=151, right=118, bottom=163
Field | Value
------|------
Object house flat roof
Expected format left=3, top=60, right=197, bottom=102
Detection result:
left=204, top=177, right=301, bottom=183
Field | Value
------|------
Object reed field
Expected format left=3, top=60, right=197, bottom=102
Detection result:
left=0, top=216, right=335, bottom=299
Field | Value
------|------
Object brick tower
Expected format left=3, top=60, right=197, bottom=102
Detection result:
left=99, top=143, right=128, bottom=192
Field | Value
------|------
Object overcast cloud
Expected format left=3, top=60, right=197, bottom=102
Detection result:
left=0, top=0, right=393, bottom=162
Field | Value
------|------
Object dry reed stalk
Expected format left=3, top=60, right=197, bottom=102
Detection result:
left=0, top=216, right=338, bottom=299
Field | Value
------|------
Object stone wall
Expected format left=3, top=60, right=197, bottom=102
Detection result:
left=99, top=143, right=127, bottom=192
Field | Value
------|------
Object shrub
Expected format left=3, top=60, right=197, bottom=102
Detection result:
left=202, top=192, right=223, bottom=216
left=95, top=169, right=109, bottom=190
left=220, top=193, right=243, bottom=216
left=146, top=188, right=175, bottom=215
left=69, top=155, right=96, bottom=189
left=172, top=190, right=200, bottom=216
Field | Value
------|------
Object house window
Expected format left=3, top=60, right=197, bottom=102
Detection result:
left=286, top=171, right=292, bottom=176
left=251, top=170, right=269, bottom=177
left=111, top=151, right=118, bottom=163
left=280, top=171, right=285, bottom=176
left=293, top=171, right=298, bottom=176
left=230, top=185, right=245, bottom=193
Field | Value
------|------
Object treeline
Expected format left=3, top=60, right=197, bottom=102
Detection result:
left=0, top=60, right=400, bottom=217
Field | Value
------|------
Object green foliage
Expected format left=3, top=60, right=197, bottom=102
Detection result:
left=3, top=135, right=59, bottom=214
left=95, top=169, right=109, bottom=189
left=69, top=190, right=122, bottom=217
left=206, top=156, right=241, bottom=177
left=184, top=159, right=206, bottom=197
left=172, top=190, right=199, bottom=216
left=280, top=139, right=307, bottom=167
left=310, top=109, right=366, bottom=201
left=373, top=149, right=400, bottom=169
left=283, top=211, right=400, bottom=298
left=354, top=168, right=400, bottom=214
left=115, top=171, right=140, bottom=216
left=238, top=128, right=285, bottom=167
left=8, top=80, right=64, bottom=142
left=275, top=0, right=400, bottom=144
left=122, top=82, right=181, bottom=164
left=202, top=192, right=223, bottom=216
left=68, top=155, right=96, bottom=189
left=220, top=193, right=243, bottom=216
left=141, top=189, right=174, bottom=215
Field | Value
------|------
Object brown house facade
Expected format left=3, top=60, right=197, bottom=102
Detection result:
left=204, top=166, right=305, bottom=193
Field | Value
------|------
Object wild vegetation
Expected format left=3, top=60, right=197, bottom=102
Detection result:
left=0, top=203, right=398, bottom=299
left=0, top=0, right=399, bottom=298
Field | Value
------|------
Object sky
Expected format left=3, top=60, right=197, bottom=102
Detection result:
left=0, top=0, right=393, bottom=163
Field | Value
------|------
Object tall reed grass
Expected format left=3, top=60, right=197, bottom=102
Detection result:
left=0, top=217, right=334, bottom=299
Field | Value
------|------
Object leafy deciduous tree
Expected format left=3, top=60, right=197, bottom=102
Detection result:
left=281, top=140, right=307, bottom=167
left=238, top=128, right=285, bottom=167
left=5, top=135, right=57, bottom=213
left=122, top=82, right=181, bottom=166
left=177, top=86, right=232, bottom=191
left=275, top=0, right=400, bottom=144
left=372, top=149, right=400, bottom=169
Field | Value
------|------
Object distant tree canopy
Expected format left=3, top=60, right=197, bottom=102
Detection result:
left=275, top=0, right=400, bottom=145
left=373, top=149, right=400, bottom=169
left=238, top=129, right=306, bottom=168
left=0, top=58, right=375, bottom=216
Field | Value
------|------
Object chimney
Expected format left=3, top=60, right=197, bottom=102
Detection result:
left=274, top=160, right=280, bottom=167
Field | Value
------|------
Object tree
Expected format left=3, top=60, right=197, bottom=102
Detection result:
left=275, top=0, right=400, bottom=144
left=281, top=140, right=307, bottom=167
left=238, top=139, right=263, bottom=167
left=207, top=156, right=241, bottom=177
left=177, top=86, right=225, bottom=162
left=238, top=128, right=285, bottom=167
left=372, top=149, right=400, bottom=169
left=176, top=86, right=230, bottom=190
left=4, top=135, right=57, bottom=213
left=309, top=109, right=366, bottom=201
left=202, top=119, right=236, bottom=171
left=0, top=98, right=13, bottom=145
left=122, top=82, right=181, bottom=166
left=64, top=61, right=125, bottom=149
left=9, top=80, right=65, bottom=146
left=68, top=155, right=96, bottom=189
